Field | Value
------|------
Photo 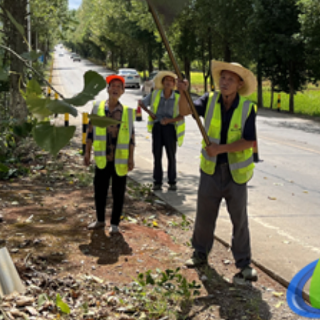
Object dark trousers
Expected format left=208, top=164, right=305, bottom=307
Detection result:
left=192, top=164, right=251, bottom=269
left=94, top=162, right=127, bottom=226
left=152, top=123, right=177, bottom=185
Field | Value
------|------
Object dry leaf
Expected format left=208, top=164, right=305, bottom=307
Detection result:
left=275, top=301, right=283, bottom=308
left=268, top=196, right=277, bottom=200
left=153, top=221, right=158, bottom=227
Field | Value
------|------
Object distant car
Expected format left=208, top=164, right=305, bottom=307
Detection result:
left=142, top=71, right=158, bottom=96
left=72, top=54, right=81, bottom=62
left=59, top=52, right=64, bottom=57
left=117, top=68, right=141, bottom=88
left=70, top=53, right=76, bottom=59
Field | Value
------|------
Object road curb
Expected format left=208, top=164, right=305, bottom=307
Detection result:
left=127, top=176, right=311, bottom=304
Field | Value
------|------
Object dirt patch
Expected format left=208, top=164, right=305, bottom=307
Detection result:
left=0, top=149, right=303, bottom=319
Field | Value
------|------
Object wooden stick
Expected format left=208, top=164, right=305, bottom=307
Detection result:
left=145, top=0, right=210, bottom=146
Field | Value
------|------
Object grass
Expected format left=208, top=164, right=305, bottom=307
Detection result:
left=139, top=68, right=320, bottom=117
left=248, top=89, right=320, bottom=117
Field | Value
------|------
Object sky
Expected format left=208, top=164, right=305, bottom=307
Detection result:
left=68, top=0, right=82, bottom=10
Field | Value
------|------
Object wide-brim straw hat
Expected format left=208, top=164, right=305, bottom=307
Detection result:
left=154, top=71, right=177, bottom=90
left=211, top=61, right=257, bottom=96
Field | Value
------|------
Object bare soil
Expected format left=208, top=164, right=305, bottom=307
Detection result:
left=0, top=147, right=305, bottom=320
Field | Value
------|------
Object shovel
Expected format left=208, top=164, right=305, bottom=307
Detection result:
left=0, top=247, right=25, bottom=297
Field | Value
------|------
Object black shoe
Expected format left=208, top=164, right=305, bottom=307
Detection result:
left=168, top=184, right=177, bottom=191
left=185, top=251, right=208, bottom=268
left=153, top=184, right=162, bottom=191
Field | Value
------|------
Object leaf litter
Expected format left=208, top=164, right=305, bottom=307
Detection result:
left=0, top=147, right=304, bottom=320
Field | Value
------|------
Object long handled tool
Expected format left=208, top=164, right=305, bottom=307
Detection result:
left=138, top=101, right=157, bottom=119
left=145, top=0, right=210, bottom=146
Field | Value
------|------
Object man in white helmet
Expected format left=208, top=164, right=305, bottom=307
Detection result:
left=178, top=61, right=258, bottom=282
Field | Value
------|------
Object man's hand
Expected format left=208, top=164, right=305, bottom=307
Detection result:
left=161, top=117, right=171, bottom=125
left=128, top=158, right=134, bottom=171
left=84, top=152, right=91, bottom=166
left=205, top=142, right=221, bottom=157
left=177, top=79, right=189, bottom=93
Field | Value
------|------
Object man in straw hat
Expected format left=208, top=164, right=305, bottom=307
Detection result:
left=84, top=75, right=135, bottom=234
left=140, top=71, right=185, bottom=191
left=178, top=61, right=258, bottom=281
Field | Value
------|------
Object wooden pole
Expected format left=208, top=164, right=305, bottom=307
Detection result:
left=146, top=0, right=210, bottom=146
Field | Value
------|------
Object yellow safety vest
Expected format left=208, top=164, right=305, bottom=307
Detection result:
left=147, top=90, right=185, bottom=147
left=200, top=92, right=255, bottom=184
left=92, top=101, right=135, bottom=176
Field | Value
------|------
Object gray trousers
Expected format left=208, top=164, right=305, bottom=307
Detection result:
left=192, top=164, right=251, bottom=269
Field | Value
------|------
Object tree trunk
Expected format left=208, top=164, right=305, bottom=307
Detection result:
left=289, top=63, right=294, bottom=113
left=111, top=51, right=114, bottom=71
left=184, top=57, right=191, bottom=92
left=270, top=81, right=274, bottom=109
left=147, top=43, right=153, bottom=74
left=3, top=0, right=28, bottom=123
left=224, top=42, right=232, bottom=62
left=257, top=61, right=263, bottom=108
left=201, top=40, right=207, bottom=92
left=208, top=28, right=213, bottom=88
left=158, top=43, right=162, bottom=70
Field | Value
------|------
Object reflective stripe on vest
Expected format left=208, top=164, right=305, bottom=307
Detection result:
left=147, top=90, right=185, bottom=147
left=200, top=92, right=255, bottom=184
left=92, top=101, right=135, bottom=176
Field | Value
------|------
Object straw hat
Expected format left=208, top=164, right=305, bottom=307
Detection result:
left=154, top=71, right=177, bottom=90
left=211, top=61, right=257, bottom=96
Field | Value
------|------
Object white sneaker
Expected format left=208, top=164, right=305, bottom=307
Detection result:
left=109, top=224, right=120, bottom=234
left=87, top=221, right=105, bottom=230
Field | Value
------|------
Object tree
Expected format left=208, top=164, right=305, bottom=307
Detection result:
left=250, top=0, right=307, bottom=112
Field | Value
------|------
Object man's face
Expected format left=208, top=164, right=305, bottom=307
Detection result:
left=219, top=70, right=244, bottom=96
left=162, top=76, right=176, bottom=90
left=108, top=80, right=124, bottom=99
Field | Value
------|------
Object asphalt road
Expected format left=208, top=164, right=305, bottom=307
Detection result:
left=53, top=50, right=320, bottom=287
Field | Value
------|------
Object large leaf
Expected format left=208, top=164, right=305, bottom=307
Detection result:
left=6, top=10, right=25, bottom=36
left=26, top=79, right=42, bottom=96
left=26, top=95, right=53, bottom=117
left=64, top=71, right=106, bottom=106
left=88, top=114, right=121, bottom=128
left=33, top=122, right=76, bottom=156
left=46, top=100, right=78, bottom=117
left=21, top=51, right=43, bottom=62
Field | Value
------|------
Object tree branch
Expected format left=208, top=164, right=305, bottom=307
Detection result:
left=0, top=44, right=65, bottom=100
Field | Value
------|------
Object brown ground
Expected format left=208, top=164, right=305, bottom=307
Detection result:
left=0, top=146, right=305, bottom=320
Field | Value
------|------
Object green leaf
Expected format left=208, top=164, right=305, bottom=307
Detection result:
left=0, top=163, right=9, bottom=173
left=64, top=71, right=106, bottom=106
left=56, top=294, right=70, bottom=314
left=21, top=51, right=43, bottom=62
left=25, top=95, right=53, bottom=117
left=33, top=122, right=76, bottom=156
left=88, top=114, right=120, bottom=128
left=6, top=10, right=25, bottom=36
left=26, top=79, right=43, bottom=96
left=46, top=100, right=78, bottom=117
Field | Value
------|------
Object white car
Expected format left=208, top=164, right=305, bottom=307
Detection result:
left=117, top=68, right=141, bottom=88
